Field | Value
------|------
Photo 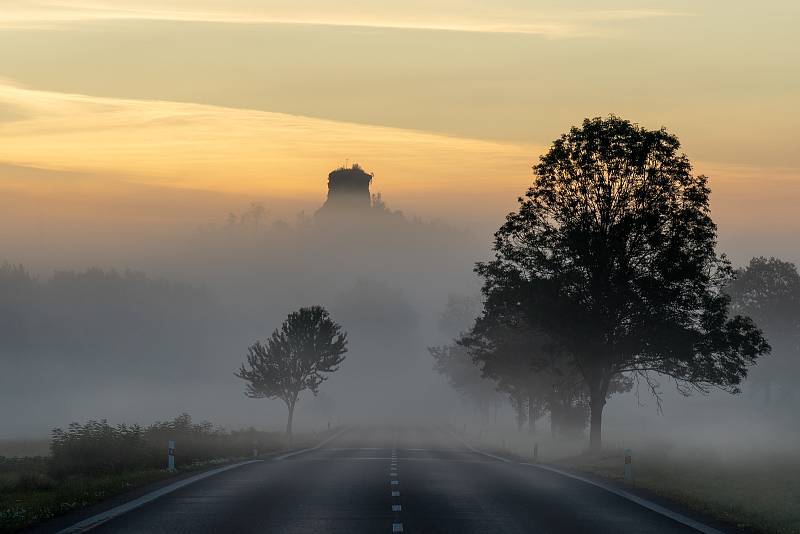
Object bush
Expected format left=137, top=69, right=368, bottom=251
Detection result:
left=49, top=414, right=282, bottom=477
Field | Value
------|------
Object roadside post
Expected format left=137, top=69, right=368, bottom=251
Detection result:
left=533, top=442, right=539, bottom=463
left=624, top=448, right=633, bottom=483
left=167, top=440, right=176, bottom=472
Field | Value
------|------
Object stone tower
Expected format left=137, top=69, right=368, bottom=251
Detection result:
left=318, top=164, right=373, bottom=214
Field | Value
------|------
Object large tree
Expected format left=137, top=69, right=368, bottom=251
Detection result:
left=236, top=306, right=347, bottom=440
left=478, top=116, right=769, bottom=449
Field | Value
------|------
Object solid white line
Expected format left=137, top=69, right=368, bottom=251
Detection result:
left=56, top=460, right=262, bottom=533
left=276, top=427, right=349, bottom=460
left=325, top=447, right=384, bottom=451
left=447, top=427, right=724, bottom=534
left=447, top=430, right=511, bottom=463
left=520, top=463, right=724, bottom=534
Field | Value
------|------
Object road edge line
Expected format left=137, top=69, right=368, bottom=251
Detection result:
left=521, top=463, right=724, bottom=534
left=276, top=426, right=349, bottom=460
left=449, top=429, right=723, bottom=534
left=446, top=429, right=511, bottom=463
left=56, top=460, right=262, bottom=533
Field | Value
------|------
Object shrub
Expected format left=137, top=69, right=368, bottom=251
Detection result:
left=49, top=414, right=282, bottom=477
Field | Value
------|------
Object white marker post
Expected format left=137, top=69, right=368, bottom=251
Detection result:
left=533, top=443, right=539, bottom=463
left=167, top=440, right=176, bottom=472
left=624, top=448, right=632, bottom=483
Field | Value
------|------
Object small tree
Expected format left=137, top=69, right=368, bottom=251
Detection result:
left=236, top=306, right=347, bottom=441
left=478, top=116, right=770, bottom=449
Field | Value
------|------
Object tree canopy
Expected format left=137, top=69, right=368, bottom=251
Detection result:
left=236, top=306, right=347, bottom=439
left=476, top=116, right=769, bottom=448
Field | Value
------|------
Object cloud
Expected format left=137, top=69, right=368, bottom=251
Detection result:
left=2, top=1, right=690, bottom=37
left=0, top=80, right=535, bottom=224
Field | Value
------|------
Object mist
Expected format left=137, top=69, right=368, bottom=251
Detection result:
left=0, top=164, right=488, bottom=436
left=0, top=159, right=796, bottom=462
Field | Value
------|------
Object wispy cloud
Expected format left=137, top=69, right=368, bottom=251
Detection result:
left=1, top=1, right=690, bottom=37
left=0, top=80, right=534, bottom=202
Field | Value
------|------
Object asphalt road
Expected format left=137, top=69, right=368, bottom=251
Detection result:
left=74, top=427, right=718, bottom=533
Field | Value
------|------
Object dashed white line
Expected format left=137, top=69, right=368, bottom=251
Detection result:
left=390, top=443, right=403, bottom=534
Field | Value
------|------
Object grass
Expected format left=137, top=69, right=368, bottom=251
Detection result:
left=0, top=466, right=174, bottom=532
left=554, top=448, right=800, bottom=534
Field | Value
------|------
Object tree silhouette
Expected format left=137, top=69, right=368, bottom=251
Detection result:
left=430, top=344, right=502, bottom=421
left=727, top=257, right=800, bottom=405
left=236, top=306, right=347, bottom=441
left=477, top=116, right=770, bottom=449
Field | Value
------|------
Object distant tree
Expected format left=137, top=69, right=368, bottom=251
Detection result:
left=429, top=344, right=501, bottom=421
left=236, top=306, right=347, bottom=441
left=727, top=257, right=800, bottom=405
left=478, top=116, right=770, bottom=449
left=462, top=275, right=632, bottom=439
left=430, top=294, right=503, bottom=422
left=437, top=294, right=481, bottom=339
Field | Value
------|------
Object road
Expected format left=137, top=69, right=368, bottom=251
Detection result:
left=70, top=427, right=719, bottom=533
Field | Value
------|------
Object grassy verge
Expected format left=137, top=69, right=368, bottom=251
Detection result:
left=0, top=466, right=175, bottom=532
left=554, top=449, right=800, bottom=534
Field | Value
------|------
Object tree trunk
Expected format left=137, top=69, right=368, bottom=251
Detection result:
left=587, top=365, right=612, bottom=451
left=589, top=396, right=603, bottom=450
left=528, top=396, right=536, bottom=434
left=285, top=401, right=296, bottom=444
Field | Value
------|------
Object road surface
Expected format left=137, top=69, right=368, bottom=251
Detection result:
left=62, top=427, right=721, bottom=533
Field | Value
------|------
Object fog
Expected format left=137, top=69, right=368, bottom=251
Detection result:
left=1, top=162, right=798, bottom=462
left=0, top=164, right=486, bottom=436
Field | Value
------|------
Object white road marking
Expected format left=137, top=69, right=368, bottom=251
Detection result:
left=447, top=430, right=511, bottom=463
left=392, top=505, right=402, bottom=512
left=392, top=523, right=404, bottom=532
left=391, top=480, right=399, bottom=485
left=276, top=427, right=349, bottom=460
left=56, top=460, right=262, bottom=533
left=392, top=491, right=400, bottom=497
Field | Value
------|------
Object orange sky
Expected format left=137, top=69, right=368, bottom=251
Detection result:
left=0, top=1, right=798, bottom=268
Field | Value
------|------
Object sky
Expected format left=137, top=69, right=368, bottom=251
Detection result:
left=0, top=0, right=798, bottom=267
